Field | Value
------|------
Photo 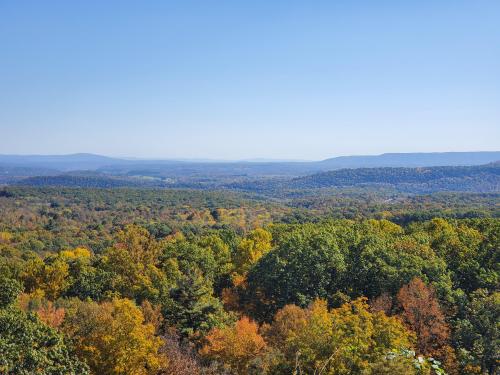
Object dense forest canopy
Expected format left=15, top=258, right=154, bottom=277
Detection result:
left=0, top=173, right=498, bottom=374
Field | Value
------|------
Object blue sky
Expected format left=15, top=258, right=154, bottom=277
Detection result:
left=1, top=0, right=499, bottom=160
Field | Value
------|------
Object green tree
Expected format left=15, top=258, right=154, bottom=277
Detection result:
left=245, top=224, right=346, bottom=320
left=346, top=224, right=452, bottom=301
left=424, top=219, right=488, bottom=293
left=454, top=289, right=499, bottom=374
left=0, top=277, right=89, bottom=374
left=162, top=268, right=229, bottom=337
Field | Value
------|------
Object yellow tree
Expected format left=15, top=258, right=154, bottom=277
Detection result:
left=63, top=298, right=166, bottom=375
left=329, top=298, right=414, bottom=374
left=103, top=225, right=163, bottom=299
left=21, top=255, right=70, bottom=300
left=233, top=228, right=272, bottom=276
left=21, top=247, right=93, bottom=301
left=59, top=247, right=92, bottom=261
left=267, top=298, right=415, bottom=374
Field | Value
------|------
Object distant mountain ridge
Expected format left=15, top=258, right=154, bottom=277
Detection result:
left=0, top=153, right=124, bottom=171
left=0, top=151, right=499, bottom=178
left=319, top=151, right=500, bottom=169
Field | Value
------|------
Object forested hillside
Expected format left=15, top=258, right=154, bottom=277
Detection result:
left=17, top=173, right=166, bottom=188
left=0, top=186, right=498, bottom=374
left=8, top=162, right=500, bottom=198
left=287, top=163, right=500, bottom=193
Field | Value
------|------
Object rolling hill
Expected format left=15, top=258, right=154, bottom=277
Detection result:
left=286, top=162, right=500, bottom=193
left=1, top=151, right=499, bottom=179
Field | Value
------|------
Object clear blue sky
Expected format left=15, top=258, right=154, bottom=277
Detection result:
left=1, top=0, right=499, bottom=160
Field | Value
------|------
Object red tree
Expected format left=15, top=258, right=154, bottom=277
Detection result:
left=396, top=278, right=449, bottom=355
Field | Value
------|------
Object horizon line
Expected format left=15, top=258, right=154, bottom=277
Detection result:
left=1, top=150, right=499, bottom=164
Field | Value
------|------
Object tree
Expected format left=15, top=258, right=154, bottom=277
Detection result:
left=328, top=298, right=414, bottom=374
left=245, top=224, right=346, bottom=320
left=425, top=219, right=485, bottom=292
left=63, top=298, right=166, bottom=375
left=454, top=289, right=499, bottom=374
left=233, top=228, right=272, bottom=275
left=370, top=292, right=393, bottom=315
left=0, top=276, right=21, bottom=308
left=35, top=300, right=66, bottom=328
left=0, top=277, right=89, bottom=374
left=263, top=298, right=415, bottom=375
left=116, top=225, right=162, bottom=266
left=161, top=237, right=219, bottom=284
left=66, top=261, right=114, bottom=301
left=21, top=254, right=70, bottom=300
left=141, top=299, right=164, bottom=334
left=200, top=316, right=267, bottom=374
left=162, top=268, right=228, bottom=338
left=103, top=225, right=166, bottom=301
left=367, top=349, right=448, bottom=375
left=160, top=328, right=228, bottom=375
left=263, top=304, right=309, bottom=350
left=346, top=227, right=451, bottom=301
left=161, top=329, right=204, bottom=375
left=198, top=234, right=233, bottom=277
left=367, top=354, right=419, bottom=375
left=396, top=278, right=450, bottom=355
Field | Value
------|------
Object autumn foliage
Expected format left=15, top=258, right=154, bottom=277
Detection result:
left=200, top=316, right=267, bottom=373
left=0, top=187, right=498, bottom=374
left=397, top=278, right=450, bottom=355
left=63, top=298, right=166, bottom=375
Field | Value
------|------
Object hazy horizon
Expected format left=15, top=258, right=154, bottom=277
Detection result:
left=1, top=150, right=499, bottom=164
left=1, top=1, right=499, bottom=159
